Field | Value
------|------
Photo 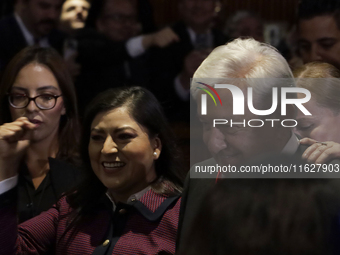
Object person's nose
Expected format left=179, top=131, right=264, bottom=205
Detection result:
left=26, top=99, right=39, bottom=113
left=101, top=136, right=118, bottom=155
left=205, top=127, right=227, bottom=155
left=75, top=6, right=84, bottom=18
left=309, top=44, right=323, bottom=62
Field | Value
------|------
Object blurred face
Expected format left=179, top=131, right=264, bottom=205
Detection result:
left=89, top=107, right=161, bottom=202
left=9, top=63, right=66, bottom=143
left=96, top=0, right=138, bottom=42
left=295, top=95, right=340, bottom=143
left=197, top=88, right=285, bottom=166
left=60, top=0, right=90, bottom=30
left=180, top=0, right=216, bottom=31
left=21, top=0, right=64, bottom=37
left=298, top=15, right=340, bottom=70
left=233, top=17, right=264, bottom=42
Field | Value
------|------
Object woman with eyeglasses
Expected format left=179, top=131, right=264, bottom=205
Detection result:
left=0, top=46, right=81, bottom=223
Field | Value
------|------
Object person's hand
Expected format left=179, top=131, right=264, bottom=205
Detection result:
left=300, top=137, right=340, bottom=164
left=143, top=27, right=180, bottom=49
left=180, top=50, right=211, bottom=90
left=0, top=117, right=35, bottom=181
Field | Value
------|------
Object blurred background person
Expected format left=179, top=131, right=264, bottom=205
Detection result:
left=58, top=0, right=91, bottom=84
left=178, top=155, right=340, bottom=255
left=75, top=0, right=179, bottom=116
left=297, top=0, right=340, bottom=70
left=0, top=86, right=184, bottom=254
left=59, top=0, right=90, bottom=35
left=225, top=10, right=264, bottom=42
left=0, top=47, right=81, bottom=225
left=150, top=0, right=227, bottom=123
left=0, top=0, right=65, bottom=74
left=294, top=62, right=340, bottom=164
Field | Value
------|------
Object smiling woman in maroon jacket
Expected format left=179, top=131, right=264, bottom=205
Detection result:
left=0, top=86, right=184, bottom=254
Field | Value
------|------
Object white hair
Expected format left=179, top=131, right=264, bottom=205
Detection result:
left=191, top=38, right=295, bottom=110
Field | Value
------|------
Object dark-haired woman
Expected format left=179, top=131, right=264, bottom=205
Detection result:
left=0, top=86, right=184, bottom=254
left=0, top=46, right=81, bottom=223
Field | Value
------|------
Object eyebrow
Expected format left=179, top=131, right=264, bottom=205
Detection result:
left=11, top=86, right=60, bottom=92
left=91, top=126, right=136, bottom=133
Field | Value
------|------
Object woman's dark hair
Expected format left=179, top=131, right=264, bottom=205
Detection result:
left=179, top=154, right=340, bottom=255
left=0, top=46, right=80, bottom=162
left=64, top=87, right=184, bottom=236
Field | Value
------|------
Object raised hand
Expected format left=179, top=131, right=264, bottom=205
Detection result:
left=143, top=27, right=180, bottom=49
left=300, top=137, right=340, bottom=164
left=0, top=117, right=36, bottom=181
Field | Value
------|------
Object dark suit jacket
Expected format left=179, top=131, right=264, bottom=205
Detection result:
left=176, top=144, right=310, bottom=249
left=75, top=28, right=151, bottom=116
left=149, top=22, right=228, bottom=122
left=0, top=14, right=65, bottom=72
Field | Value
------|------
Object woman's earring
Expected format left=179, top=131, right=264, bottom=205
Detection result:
left=153, top=152, right=157, bottom=156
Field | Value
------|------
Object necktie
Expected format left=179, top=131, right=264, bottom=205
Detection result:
left=195, top=33, right=209, bottom=50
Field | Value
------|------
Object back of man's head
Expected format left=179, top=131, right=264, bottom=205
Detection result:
left=192, top=38, right=294, bottom=104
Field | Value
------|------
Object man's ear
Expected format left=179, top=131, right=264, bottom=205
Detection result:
left=152, top=136, right=162, bottom=160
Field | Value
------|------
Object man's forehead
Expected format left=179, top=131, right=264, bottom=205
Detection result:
left=298, top=15, right=340, bottom=40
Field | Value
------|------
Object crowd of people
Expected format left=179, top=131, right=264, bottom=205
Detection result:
left=1, top=0, right=340, bottom=254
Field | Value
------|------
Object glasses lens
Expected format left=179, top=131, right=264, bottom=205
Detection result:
left=9, top=94, right=28, bottom=108
left=35, top=95, right=56, bottom=109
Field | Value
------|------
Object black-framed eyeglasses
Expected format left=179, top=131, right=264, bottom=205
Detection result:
left=7, top=93, right=63, bottom=110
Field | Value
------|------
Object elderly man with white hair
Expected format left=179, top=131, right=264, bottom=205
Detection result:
left=177, top=38, right=314, bottom=247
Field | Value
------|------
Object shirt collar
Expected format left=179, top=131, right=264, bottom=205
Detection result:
left=281, top=131, right=300, bottom=155
left=105, top=188, right=180, bottom=222
left=186, top=26, right=213, bottom=48
left=14, top=13, right=50, bottom=47
left=105, top=186, right=151, bottom=212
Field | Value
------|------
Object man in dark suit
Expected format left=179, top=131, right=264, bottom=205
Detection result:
left=75, top=0, right=179, bottom=115
left=150, top=0, right=228, bottom=122
left=0, top=0, right=65, bottom=72
left=177, top=38, right=318, bottom=248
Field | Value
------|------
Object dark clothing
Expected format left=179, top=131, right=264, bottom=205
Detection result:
left=176, top=144, right=310, bottom=249
left=149, top=22, right=228, bottom=122
left=75, top=29, right=151, bottom=115
left=0, top=188, right=181, bottom=254
left=17, top=157, right=81, bottom=223
left=0, top=14, right=65, bottom=73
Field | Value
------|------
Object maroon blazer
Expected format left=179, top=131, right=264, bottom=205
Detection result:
left=0, top=188, right=181, bottom=254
